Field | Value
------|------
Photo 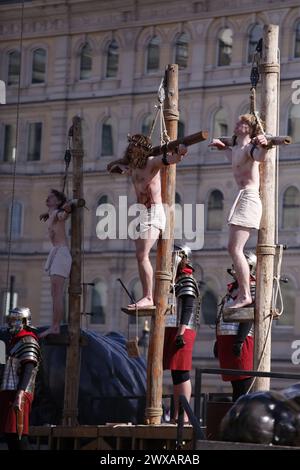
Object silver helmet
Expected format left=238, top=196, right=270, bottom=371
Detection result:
left=244, top=251, right=257, bottom=275
left=6, top=306, right=32, bottom=334
left=172, top=244, right=193, bottom=276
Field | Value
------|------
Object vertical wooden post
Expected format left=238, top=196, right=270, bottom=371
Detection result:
left=254, top=25, right=279, bottom=390
left=62, top=116, right=83, bottom=425
left=145, top=65, right=179, bottom=424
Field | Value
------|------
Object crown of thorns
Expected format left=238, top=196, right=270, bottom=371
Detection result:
left=127, top=134, right=153, bottom=150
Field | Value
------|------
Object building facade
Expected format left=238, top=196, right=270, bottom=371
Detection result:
left=0, top=0, right=300, bottom=393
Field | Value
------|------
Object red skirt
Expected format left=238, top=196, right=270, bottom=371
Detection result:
left=0, top=390, right=33, bottom=435
left=163, top=327, right=196, bottom=371
left=217, top=335, right=254, bottom=381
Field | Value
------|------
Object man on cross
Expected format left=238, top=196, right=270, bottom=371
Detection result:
left=108, top=134, right=187, bottom=309
left=39, top=189, right=72, bottom=337
left=209, top=114, right=268, bottom=309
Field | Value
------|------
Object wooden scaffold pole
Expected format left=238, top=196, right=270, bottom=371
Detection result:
left=254, top=25, right=279, bottom=390
left=62, top=116, right=84, bottom=425
left=145, top=64, right=179, bottom=425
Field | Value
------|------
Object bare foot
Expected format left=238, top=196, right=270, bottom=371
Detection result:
left=128, top=297, right=154, bottom=309
left=225, top=296, right=253, bottom=310
left=39, top=326, right=60, bottom=338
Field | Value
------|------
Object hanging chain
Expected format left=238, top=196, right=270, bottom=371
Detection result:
left=62, top=134, right=72, bottom=195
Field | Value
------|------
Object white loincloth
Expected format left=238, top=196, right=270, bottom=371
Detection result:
left=138, top=204, right=166, bottom=233
left=228, top=188, right=262, bottom=230
left=45, top=245, right=72, bottom=278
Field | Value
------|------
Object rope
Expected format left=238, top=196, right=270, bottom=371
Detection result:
left=3, top=0, right=25, bottom=326
left=148, top=76, right=170, bottom=146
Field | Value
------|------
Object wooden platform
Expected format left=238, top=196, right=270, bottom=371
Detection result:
left=195, top=440, right=298, bottom=450
left=121, top=306, right=156, bottom=317
left=29, top=424, right=193, bottom=450
left=28, top=425, right=299, bottom=451
left=223, top=305, right=254, bottom=322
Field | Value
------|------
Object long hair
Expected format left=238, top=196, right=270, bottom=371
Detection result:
left=239, top=113, right=264, bottom=138
left=50, top=189, right=67, bottom=209
left=125, top=134, right=152, bottom=169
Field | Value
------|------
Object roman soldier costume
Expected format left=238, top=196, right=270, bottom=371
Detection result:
left=0, top=307, right=41, bottom=450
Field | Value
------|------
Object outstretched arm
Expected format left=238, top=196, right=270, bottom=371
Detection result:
left=150, top=144, right=188, bottom=170
left=250, top=135, right=269, bottom=162
left=56, top=202, right=72, bottom=221
left=107, top=157, right=130, bottom=174
left=209, top=139, right=232, bottom=162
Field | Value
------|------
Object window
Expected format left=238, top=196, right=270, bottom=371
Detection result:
left=276, top=282, right=295, bottom=327
left=3, top=124, right=16, bottom=162
left=213, top=108, right=228, bottom=138
left=97, top=195, right=108, bottom=207
left=288, top=104, right=300, bottom=143
left=2, top=290, right=18, bottom=317
left=27, top=122, right=42, bottom=161
left=282, top=186, right=300, bottom=229
left=178, top=121, right=185, bottom=140
left=207, top=190, right=224, bottom=231
left=218, top=28, right=232, bottom=66
left=248, top=24, right=262, bottom=63
left=141, top=114, right=160, bottom=145
left=129, top=278, right=143, bottom=324
left=202, top=289, right=218, bottom=325
left=101, top=118, right=113, bottom=156
left=146, top=36, right=160, bottom=73
left=175, top=33, right=189, bottom=69
left=174, top=192, right=182, bottom=240
left=141, top=115, right=152, bottom=137
left=79, top=43, right=92, bottom=80
left=9, top=201, right=22, bottom=238
left=8, top=50, right=20, bottom=85
left=106, top=40, right=119, bottom=78
left=295, top=20, right=300, bottom=58
left=32, top=48, right=46, bottom=84
left=90, top=280, right=107, bottom=324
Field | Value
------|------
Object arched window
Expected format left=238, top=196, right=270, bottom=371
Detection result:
left=288, top=104, right=300, bottom=143
left=174, top=192, right=182, bottom=240
left=141, top=114, right=159, bottom=145
left=202, top=288, right=218, bottom=325
left=3, top=124, right=16, bottom=162
left=32, top=48, right=46, bottom=84
left=276, top=281, right=295, bottom=327
left=27, top=122, right=42, bottom=161
left=106, top=40, right=119, bottom=78
left=294, top=20, right=300, bottom=58
left=146, top=36, right=160, bottom=73
left=141, top=114, right=153, bottom=137
left=130, top=278, right=142, bottom=303
left=97, top=195, right=108, bottom=207
left=178, top=121, right=185, bottom=140
left=282, top=186, right=300, bottom=229
left=207, top=190, right=224, bottom=231
left=9, top=201, right=22, bottom=238
left=213, top=108, right=228, bottom=138
left=8, top=50, right=20, bottom=85
left=248, top=24, right=262, bottom=63
left=101, top=118, right=113, bottom=156
left=218, top=28, right=232, bottom=66
left=175, top=33, right=189, bottom=69
left=90, top=279, right=107, bottom=324
left=129, top=278, right=143, bottom=324
left=79, top=43, right=92, bottom=80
